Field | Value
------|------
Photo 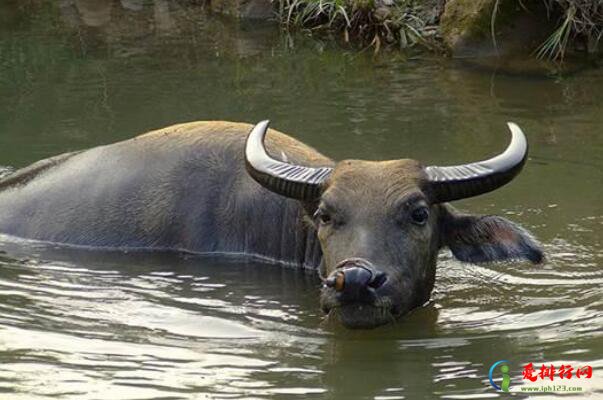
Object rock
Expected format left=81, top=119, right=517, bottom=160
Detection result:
left=440, top=0, right=501, bottom=55
left=210, top=0, right=274, bottom=20
left=440, top=0, right=557, bottom=57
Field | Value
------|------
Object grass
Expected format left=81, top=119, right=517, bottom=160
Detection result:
left=274, top=0, right=440, bottom=52
left=273, top=0, right=601, bottom=60
left=535, top=0, right=602, bottom=61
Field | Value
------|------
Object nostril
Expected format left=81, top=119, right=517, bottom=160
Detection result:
left=368, top=271, right=387, bottom=289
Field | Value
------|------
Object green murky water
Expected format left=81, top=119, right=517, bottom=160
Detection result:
left=0, top=1, right=601, bottom=399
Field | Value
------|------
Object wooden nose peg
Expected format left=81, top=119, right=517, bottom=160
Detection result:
left=325, top=271, right=345, bottom=292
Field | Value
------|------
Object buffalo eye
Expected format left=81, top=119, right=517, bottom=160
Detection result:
left=410, top=206, right=429, bottom=226
left=314, top=209, right=332, bottom=225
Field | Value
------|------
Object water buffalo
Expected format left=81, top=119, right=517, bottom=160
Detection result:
left=0, top=120, right=543, bottom=328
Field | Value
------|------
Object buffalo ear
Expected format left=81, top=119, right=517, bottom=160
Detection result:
left=440, top=206, right=544, bottom=264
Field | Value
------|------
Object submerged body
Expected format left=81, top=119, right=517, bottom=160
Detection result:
left=0, top=122, right=325, bottom=267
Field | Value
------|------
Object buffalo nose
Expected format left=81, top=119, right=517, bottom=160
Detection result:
left=325, top=264, right=388, bottom=303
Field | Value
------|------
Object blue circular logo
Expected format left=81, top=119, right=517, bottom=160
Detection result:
left=489, top=360, right=510, bottom=391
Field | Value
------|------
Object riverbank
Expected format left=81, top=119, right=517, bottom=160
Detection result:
left=207, top=0, right=601, bottom=61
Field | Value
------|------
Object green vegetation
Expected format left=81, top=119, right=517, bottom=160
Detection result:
left=274, top=0, right=442, bottom=51
left=273, top=0, right=601, bottom=60
left=535, top=0, right=602, bottom=60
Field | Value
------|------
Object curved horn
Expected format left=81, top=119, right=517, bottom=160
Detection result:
left=245, top=120, right=333, bottom=200
left=425, top=122, right=528, bottom=203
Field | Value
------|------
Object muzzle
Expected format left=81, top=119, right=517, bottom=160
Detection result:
left=324, top=258, right=388, bottom=304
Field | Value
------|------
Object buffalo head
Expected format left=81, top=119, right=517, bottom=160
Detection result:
left=245, top=121, right=543, bottom=328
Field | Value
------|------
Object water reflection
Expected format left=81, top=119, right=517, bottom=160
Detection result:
left=0, top=231, right=601, bottom=398
left=59, top=0, right=173, bottom=30
left=55, top=0, right=275, bottom=60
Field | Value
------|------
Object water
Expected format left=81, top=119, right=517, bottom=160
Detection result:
left=0, top=1, right=601, bottom=399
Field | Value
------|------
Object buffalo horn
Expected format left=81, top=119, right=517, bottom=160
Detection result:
left=425, top=122, right=529, bottom=203
left=245, top=120, right=333, bottom=200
